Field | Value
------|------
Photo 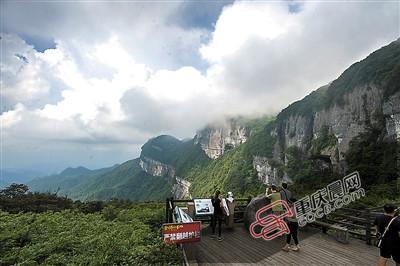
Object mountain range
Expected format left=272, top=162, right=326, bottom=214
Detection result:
left=24, top=39, right=400, bottom=202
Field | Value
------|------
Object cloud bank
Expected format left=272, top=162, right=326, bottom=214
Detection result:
left=1, top=1, right=399, bottom=172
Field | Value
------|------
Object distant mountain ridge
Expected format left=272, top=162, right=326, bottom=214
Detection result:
left=0, top=168, right=47, bottom=188
left=59, top=166, right=92, bottom=177
left=27, top=165, right=119, bottom=196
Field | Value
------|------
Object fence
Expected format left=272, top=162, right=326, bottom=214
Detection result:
left=166, top=197, right=400, bottom=245
left=313, top=202, right=400, bottom=245
left=165, top=197, right=251, bottom=224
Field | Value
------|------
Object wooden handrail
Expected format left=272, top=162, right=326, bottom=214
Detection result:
left=171, top=198, right=251, bottom=203
left=328, top=212, right=369, bottom=223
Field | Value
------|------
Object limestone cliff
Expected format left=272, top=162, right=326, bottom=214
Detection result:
left=253, top=156, right=278, bottom=185
left=383, top=91, right=400, bottom=141
left=275, top=85, right=386, bottom=172
left=139, top=156, right=175, bottom=179
left=172, top=177, right=191, bottom=199
left=194, top=118, right=249, bottom=159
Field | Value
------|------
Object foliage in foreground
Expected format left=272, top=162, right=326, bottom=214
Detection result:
left=0, top=203, right=182, bottom=266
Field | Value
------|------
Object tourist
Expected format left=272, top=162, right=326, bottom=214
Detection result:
left=211, top=190, right=224, bottom=241
left=280, top=182, right=292, bottom=203
left=226, top=191, right=236, bottom=229
left=374, top=203, right=400, bottom=266
left=266, top=185, right=283, bottom=215
left=282, top=198, right=300, bottom=252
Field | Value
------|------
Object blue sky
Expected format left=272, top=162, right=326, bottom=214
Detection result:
left=0, top=0, right=399, bottom=174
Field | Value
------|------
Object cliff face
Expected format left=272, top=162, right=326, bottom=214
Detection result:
left=172, top=178, right=191, bottom=199
left=383, top=91, right=400, bottom=141
left=275, top=84, right=386, bottom=172
left=139, top=155, right=193, bottom=199
left=253, top=156, right=278, bottom=185
left=194, top=119, right=248, bottom=159
left=139, top=156, right=175, bottom=179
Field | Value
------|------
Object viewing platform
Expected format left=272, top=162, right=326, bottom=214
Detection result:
left=185, top=223, right=395, bottom=266
left=167, top=198, right=399, bottom=266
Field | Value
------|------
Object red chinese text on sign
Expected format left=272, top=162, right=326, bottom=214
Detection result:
left=162, top=221, right=201, bottom=244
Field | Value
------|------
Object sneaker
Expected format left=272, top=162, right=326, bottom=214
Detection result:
left=218, top=237, right=224, bottom=241
left=281, top=245, right=290, bottom=252
left=291, top=245, right=300, bottom=251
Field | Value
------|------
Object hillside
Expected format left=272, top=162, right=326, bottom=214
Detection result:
left=70, top=159, right=172, bottom=202
left=28, top=160, right=173, bottom=202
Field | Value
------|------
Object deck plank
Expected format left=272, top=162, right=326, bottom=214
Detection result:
left=184, top=223, right=396, bottom=266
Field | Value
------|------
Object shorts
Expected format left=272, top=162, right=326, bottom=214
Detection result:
left=380, top=244, right=400, bottom=263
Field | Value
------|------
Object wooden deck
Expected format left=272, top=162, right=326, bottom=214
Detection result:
left=184, top=223, right=396, bottom=266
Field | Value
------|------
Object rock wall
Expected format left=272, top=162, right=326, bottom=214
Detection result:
left=383, top=91, right=400, bottom=141
left=139, top=156, right=175, bottom=179
left=275, top=84, right=391, bottom=172
left=194, top=119, right=248, bottom=159
left=313, top=85, right=383, bottom=163
left=172, top=177, right=191, bottom=199
left=139, top=156, right=192, bottom=199
left=252, top=156, right=277, bottom=185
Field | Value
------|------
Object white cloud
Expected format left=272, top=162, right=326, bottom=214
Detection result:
left=200, top=2, right=299, bottom=63
left=0, top=35, right=51, bottom=108
left=203, top=1, right=399, bottom=112
left=146, top=67, right=213, bottom=102
left=1, top=1, right=399, bottom=172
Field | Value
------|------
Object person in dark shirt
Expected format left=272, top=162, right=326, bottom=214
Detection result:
left=280, top=182, right=292, bottom=203
left=282, top=198, right=300, bottom=252
left=373, top=204, right=400, bottom=266
left=211, top=190, right=224, bottom=241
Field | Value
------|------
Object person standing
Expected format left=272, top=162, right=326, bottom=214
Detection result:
left=266, top=185, right=283, bottom=215
left=282, top=198, right=300, bottom=252
left=374, top=204, right=400, bottom=266
left=226, top=192, right=236, bottom=229
left=280, top=182, right=292, bottom=203
left=211, top=190, right=224, bottom=241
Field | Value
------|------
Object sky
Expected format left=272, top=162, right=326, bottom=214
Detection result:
left=0, top=0, right=399, bottom=174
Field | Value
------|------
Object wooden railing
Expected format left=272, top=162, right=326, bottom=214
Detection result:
left=313, top=202, right=400, bottom=245
left=166, top=197, right=399, bottom=246
left=165, top=197, right=251, bottom=224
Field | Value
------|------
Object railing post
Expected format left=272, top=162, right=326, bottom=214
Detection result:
left=165, top=198, right=170, bottom=223
left=169, top=197, right=174, bottom=223
left=365, top=209, right=372, bottom=245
